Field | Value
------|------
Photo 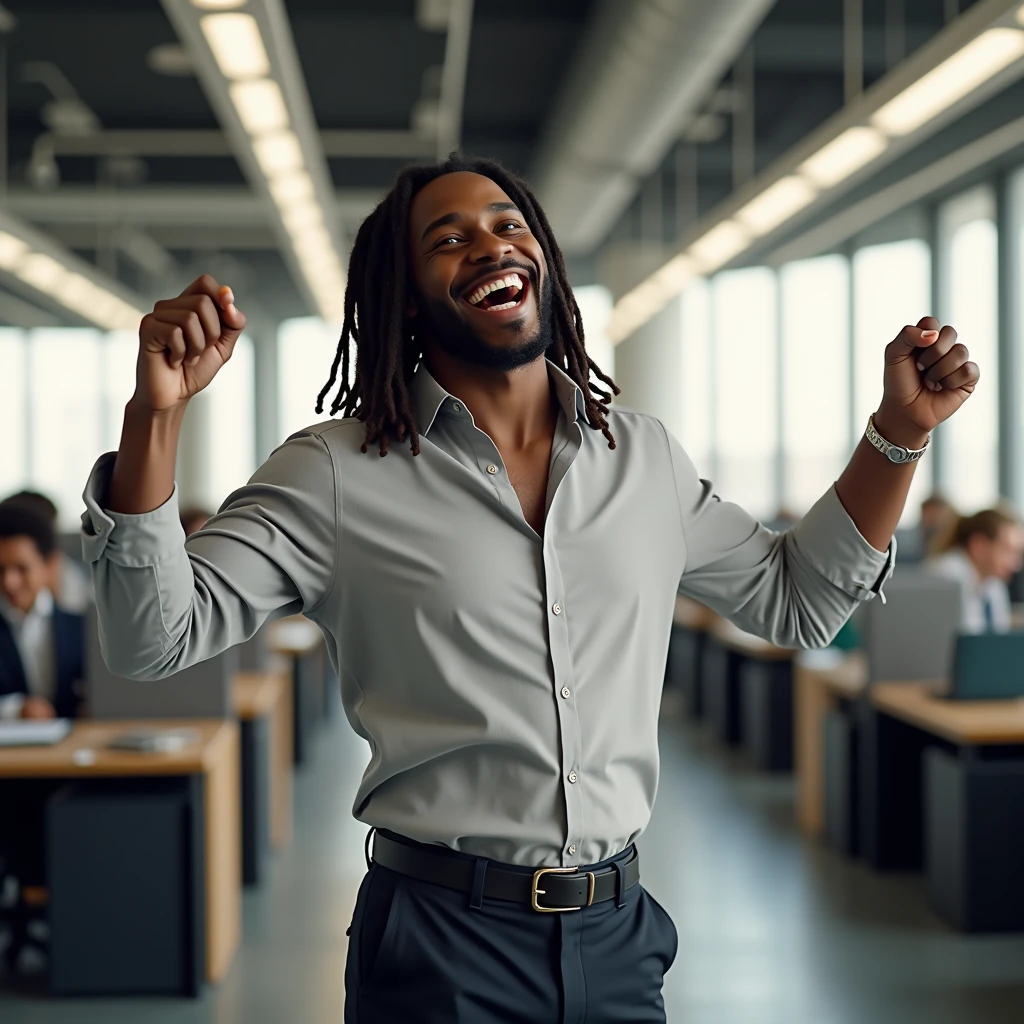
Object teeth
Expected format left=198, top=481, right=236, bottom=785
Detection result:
left=467, top=273, right=523, bottom=306
left=487, top=300, right=520, bottom=311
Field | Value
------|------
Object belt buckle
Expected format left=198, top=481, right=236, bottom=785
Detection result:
left=531, top=867, right=596, bottom=913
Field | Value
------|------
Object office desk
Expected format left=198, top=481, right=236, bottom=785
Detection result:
left=667, top=597, right=716, bottom=718
left=794, top=652, right=867, bottom=837
left=233, top=671, right=292, bottom=886
left=0, top=720, right=240, bottom=991
left=269, top=616, right=324, bottom=766
left=705, top=618, right=796, bottom=769
left=863, top=683, right=1024, bottom=931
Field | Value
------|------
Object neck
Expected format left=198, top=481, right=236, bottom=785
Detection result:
left=422, top=347, right=558, bottom=451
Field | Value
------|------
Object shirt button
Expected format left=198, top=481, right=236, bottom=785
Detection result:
left=486, top=464, right=498, bottom=475
left=568, top=771, right=578, bottom=784
left=560, top=686, right=571, bottom=699
left=552, top=602, right=562, bottom=615
left=568, top=844, right=577, bottom=856
left=452, top=402, right=462, bottom=413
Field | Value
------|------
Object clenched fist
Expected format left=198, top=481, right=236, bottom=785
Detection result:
left=135, top=275, right=246, bottom=414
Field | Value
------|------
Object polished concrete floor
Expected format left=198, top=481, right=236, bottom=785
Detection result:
left=3, top=698, right=1024, bottom=1023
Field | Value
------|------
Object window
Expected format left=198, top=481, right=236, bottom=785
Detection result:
left=937, top=187, right=999, bottom=510
left=780, top=255, right=851, bottom=514
left=574, top=284, right=615, bottom=384
left=853, top=238, right=932, bottom=524
left=711, top=267, right=778, bottom=519
left=203, top=334, right=256, bottom=508
left=679, top=279, right=712, bottom=478
left=101, top=331, right=140, bottom=453
left=0, top=330, right=27, bottom=500
left=278, top=317, right=343, bottom=443
left=28, top=330, right=103, bottom=529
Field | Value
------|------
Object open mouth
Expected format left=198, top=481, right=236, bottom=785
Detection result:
left=462, top=272, right=529, bottom=313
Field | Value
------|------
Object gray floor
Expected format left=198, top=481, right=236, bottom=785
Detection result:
left=3, top=700, right=1024, bottom=1022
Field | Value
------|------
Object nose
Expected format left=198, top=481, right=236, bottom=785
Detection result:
left=468, top=230, right=513, bottom=264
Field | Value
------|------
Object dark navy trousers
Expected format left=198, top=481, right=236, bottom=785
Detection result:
left=344, top=840, right=678, bottom=1023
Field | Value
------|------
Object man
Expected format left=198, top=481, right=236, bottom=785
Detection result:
left=82, top=157, right=978, bottom=1022
left=0, top=490, right=93, bottom=614
left=0, top=505, right=85, bottom=720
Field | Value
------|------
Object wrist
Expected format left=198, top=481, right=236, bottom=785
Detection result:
left=871, top=407, right=930, bottom=452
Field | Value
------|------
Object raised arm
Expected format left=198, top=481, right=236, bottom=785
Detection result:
left=82, top=276, right=337, bottom=679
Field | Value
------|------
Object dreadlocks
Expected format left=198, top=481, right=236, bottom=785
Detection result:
left=316, top=155, right=620, bottom=457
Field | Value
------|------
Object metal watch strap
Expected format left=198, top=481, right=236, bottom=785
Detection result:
left=865, top=414, right=929, bottom=465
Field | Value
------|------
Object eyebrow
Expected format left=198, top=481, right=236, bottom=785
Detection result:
left=421, top=202, right=521, bottom=241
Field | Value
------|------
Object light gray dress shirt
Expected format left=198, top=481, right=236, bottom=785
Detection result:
left=82, top=360, right=893, bottom=867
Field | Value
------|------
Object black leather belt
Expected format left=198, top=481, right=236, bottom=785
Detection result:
left=370, top=830, right=641, bottom=913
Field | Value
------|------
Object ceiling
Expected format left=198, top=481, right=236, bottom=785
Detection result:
left=0, top=0, right=996, bottom=326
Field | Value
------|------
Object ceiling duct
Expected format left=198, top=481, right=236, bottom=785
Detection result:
left=529, top=0, right=775, bottom=255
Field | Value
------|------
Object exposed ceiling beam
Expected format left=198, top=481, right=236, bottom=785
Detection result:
left=0, top=289, right=62, bottom=329
left=160, top=0, right=346, bottom=321
left=33, top=127, right=435, bottom=160
left=436, top=0, right=474, bottom=158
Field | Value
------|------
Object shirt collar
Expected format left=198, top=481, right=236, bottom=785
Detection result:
left=0, top=588, right=54, bottom=628
left=410, top=358, right=591, bottom=437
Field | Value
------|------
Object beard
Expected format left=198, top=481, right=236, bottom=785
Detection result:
left=414, top=271, right=555, bottom=372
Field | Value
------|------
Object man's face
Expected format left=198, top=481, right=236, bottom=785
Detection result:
left=407, top=171, right=552, bottom=371
left=0, top=536, right=52, bottom=614
left=969, top=525, right=1024, bottom=583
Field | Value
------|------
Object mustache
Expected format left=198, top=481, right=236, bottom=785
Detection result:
left=454, top=259, right=537, bottom=299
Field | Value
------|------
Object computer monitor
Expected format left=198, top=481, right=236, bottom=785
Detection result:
left=950, top=633, right=1024, bottom=701
left=861, top=570, right=962, bottom=684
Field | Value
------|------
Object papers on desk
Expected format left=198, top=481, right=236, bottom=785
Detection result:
left=0, top=719, right=72, bottom=747
left=106, top=728, right=200, bottom=753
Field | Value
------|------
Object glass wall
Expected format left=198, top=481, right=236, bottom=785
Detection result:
left=937, top=186, right=1000, bottom=511
left=780, top=255, right=850, bottom=514
left=278, top=317, right=343, bottom=442
left=0, top=329, right=27, bottom=500
left=852, top=238, right=932, bottom=524
left=711, top=267, right=778, bottom=519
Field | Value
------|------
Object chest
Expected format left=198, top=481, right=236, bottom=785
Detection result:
left=500, top=443, right=553, bottom=536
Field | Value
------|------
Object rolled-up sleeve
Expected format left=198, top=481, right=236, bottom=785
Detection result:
left=667, top=428, right=894, bottom=649
left=81, top=430, right=338, bottom=680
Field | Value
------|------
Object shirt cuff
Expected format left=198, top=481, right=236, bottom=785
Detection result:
left=0, top=694, right=26, bottom=720
left=80, top=452, right=187, bottom=567
left=792, top=485, right=896, bottom=604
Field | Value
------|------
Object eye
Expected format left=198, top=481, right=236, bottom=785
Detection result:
left=497, top=220, right=523, bottom=232
left=435, top=235, right=461, bottom=247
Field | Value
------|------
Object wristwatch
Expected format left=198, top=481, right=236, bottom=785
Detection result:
left=865, top=414, right=930, bottom=465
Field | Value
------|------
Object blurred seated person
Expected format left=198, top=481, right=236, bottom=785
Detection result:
left=0, top=506, right=85, bottom=720
left=895, top=493, right=956, bottom=564
left=180, top=506, right=213, bottom=537
left=926, top=508, right=1024, bottom=633
left=0, top=490, right=92, bottom=613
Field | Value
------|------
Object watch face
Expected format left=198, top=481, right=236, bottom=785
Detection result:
left=887, top=448, right=907, bottom=464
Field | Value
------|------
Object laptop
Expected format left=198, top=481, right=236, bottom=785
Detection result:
left=0, top=719, right=72, bottom=747
left=948, top=632, right=1024, bottom=701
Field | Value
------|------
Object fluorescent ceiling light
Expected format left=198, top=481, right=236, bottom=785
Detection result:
left=737, top=176, right=818, bottom=235
left=688, top=220, right=750, bottom=273
left=1019, top=5, right=1024, bottom=27
left=872, top=28, right=1024, bottom=137
left=0, top=231, right=27, bottom=269
left=281, top=201, right=323, bottom=234
left=649, top=254, right=696, bottom=293
left=191, top=0, right=248, bottom=9
left=16, top=253, right=67, bottom=292
left=201, top=13, right=270, bottom=80
left=253, top=130, right=303, bottom=177
left=799, top=127, right=888, bottom=188
left=230, top=79, right=289, bottom=134
left=269, top=170, right=314, bottom=207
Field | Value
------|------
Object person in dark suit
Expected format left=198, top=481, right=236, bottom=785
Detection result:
left=0, top=505, right=85, bottom=720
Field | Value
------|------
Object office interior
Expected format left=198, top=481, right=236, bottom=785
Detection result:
left=3, top=0, right=1024, bottom=1020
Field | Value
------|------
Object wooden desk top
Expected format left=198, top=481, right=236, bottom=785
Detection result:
left=871, top=682, right=1024, bottom=745
left=710, top=617, right=795, bottom=662
left=796, top=650, right=867, bottom=700
left=233, top=671, right=287, bottom=720
left=673, top=596, right=717, bottom=632
left=0, top=720, right=237, bottom=779
left=268, top=616, right=321, bottom=657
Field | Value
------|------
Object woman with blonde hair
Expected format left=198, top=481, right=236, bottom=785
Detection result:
left=927, top=507, right=1024, bottom=633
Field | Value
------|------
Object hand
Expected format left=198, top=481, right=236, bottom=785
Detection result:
left=876, top=316, right=980, bottom=447
left=21, top=697, right=56, bottom=720
left=134, top=275, right=247, bottom=414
